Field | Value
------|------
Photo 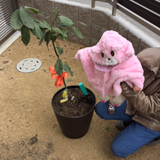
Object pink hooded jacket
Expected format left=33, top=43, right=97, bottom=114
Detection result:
left=75, top=31, right=144, bottom=99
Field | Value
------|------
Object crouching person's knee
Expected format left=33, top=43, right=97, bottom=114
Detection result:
left=95, top=101, right=110, bottom=120
left=111, top=141, right=128, bottom=158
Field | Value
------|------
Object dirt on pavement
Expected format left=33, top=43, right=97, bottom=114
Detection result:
left=0, top=35, right=159, bottom=160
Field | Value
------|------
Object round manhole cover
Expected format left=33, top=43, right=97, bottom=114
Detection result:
left=16, top=58, right=42, bottom=73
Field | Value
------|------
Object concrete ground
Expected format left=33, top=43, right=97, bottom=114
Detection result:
left=0, top=35, right=160, bottom=160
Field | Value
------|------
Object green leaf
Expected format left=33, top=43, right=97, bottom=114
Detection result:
left=59, top=16, right=74, bottom=27
left=52, top=27, right=67, bottom=41
left=51, top=10, right=60, bottom=27
left=71, top=26, right=83, bottom=39
left=52, top=27, right=63, bottom=35
left=34, top=18, right=41, bottom=23
left=59, top=28, right=68, bottom=37
left=31, top=22, right=43, bottom=39
left=51, top=33, right=57, bottom=42
left=39, top=20, right=51, bottom=30
left=20, top=7, right=34, bottom=29
left=60, top=34, right=66, bottom=41
left=45, top=31, right=50, bottom=48
left=46, top=8, right=58, bottom=19
left=21, top=26, right=30, bottom=46
left=24, top=6, right=41, bottom=15
left=39, top=30, right=48, bottom=45
left=58, top=22, right=68, bottom=27
left=55, top=59, right=63, bottom=76
left=10, top=9, right=23, bottom=30
left=67, top=30, right=72, bottom=36
left=78, top=21, right=87, bottom=26
left=63, top=63, right=73, bottom=76
left=56, top=47, right=63, bottom=55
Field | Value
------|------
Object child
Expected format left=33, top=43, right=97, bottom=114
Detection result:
left=75, top=30, right=144, bottom=114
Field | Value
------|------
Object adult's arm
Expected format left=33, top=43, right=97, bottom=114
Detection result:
left=121, top=82, right=160, bottom=114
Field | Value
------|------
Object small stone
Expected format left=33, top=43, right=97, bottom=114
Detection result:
left=2, top=60, right=9, bottom=64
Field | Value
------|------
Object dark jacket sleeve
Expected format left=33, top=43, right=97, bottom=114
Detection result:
left=121, top=82, right=160, bottom=115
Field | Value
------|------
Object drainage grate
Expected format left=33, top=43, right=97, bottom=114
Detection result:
left=16, top=58, right=42, bottom=73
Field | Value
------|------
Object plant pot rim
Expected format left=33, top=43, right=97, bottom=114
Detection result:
left=51, top=85, right=96, bottom=119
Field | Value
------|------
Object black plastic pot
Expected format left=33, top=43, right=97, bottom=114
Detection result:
left=51, top=85, right=96, bottom=139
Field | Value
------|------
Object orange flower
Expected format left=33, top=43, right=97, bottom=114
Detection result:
left=49, top=66, right=69, bottom=88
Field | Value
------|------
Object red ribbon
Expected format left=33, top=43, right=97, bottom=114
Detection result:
left=49, top=66, right=69, bottom=88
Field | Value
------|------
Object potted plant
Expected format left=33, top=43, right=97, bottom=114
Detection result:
left=10, top=6, right=96, bottom=139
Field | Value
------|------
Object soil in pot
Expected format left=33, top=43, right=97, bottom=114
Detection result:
left=52, top=87, right=95, bottom=117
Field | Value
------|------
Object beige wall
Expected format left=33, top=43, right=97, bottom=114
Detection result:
left=18, top=0, right=160, bottom=54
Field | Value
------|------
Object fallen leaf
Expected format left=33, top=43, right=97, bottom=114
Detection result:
left=0, top=68, right=4, bottom=71
left=66, top=79, right=72, bottom=82
left=28, top=134, right=38, bottom=145
left=105, top=127, right=110, bottom=131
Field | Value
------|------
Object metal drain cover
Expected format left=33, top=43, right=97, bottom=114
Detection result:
left=16, top=58, right=42, bottom=73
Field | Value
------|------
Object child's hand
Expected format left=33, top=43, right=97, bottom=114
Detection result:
left=133, top=85, right=141, bottom=92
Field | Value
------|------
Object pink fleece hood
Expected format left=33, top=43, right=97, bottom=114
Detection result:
left=75, top=30, right=144, bottom=98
